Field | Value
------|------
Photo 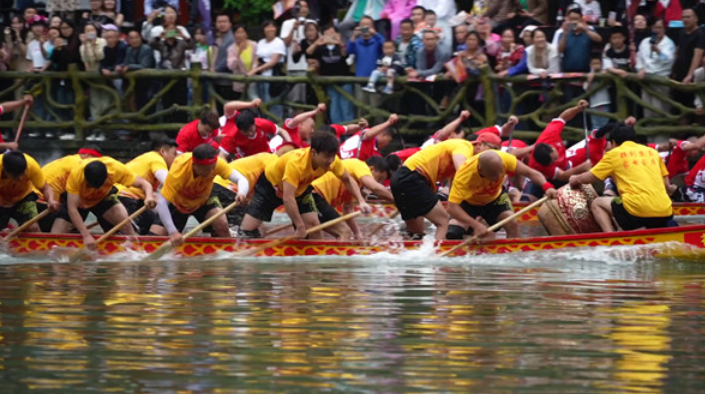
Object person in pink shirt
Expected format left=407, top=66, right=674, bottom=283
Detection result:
left=379, top=0, right=417, bottom=41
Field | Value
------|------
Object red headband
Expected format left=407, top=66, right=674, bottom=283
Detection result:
left=192, top=156, right=217, bottom=166
left=78, top=148, right=103, bottom=158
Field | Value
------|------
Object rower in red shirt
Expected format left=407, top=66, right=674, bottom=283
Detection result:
left=175, top=109, right=222, bottom=154
left=0, top=95, right=34, bottom=150
left=269, top=104, right=327, bottom=151
left=649, top=135, right=705, bottom=182
left=218, top=109, right=290, bottom=160
left=522, top=100, right=592, bottom=202
left=339, top=114, right=399, bottom=161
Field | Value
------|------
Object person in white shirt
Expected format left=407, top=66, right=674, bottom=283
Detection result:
left=636, top=17, right=676, bottom=118
left=575, top=0, right=601, bottom=24
left=526, top=29, right=559, bottom=77
left=25, top=16, right=53, bottom=128
left=250, top=20, right=287, bottom=119
left=280, top=1, right=314, bottom=107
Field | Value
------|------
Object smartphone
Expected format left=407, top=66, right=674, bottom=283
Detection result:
left=569, top=22, right=577, bottom=30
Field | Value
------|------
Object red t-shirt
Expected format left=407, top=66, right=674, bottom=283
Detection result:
left=527, top=118, right=568, bottom=179
left=330, top=124, right=347, bottom=140
left=566, top=130, right=608, bottom=167
left=176, top=120, right=220, bottom=154
left=686, top=155, right=705, bottom=188
left=648, top=140, right=690, bottom=177
left=339, top=130, right=381, bottom=161
left=390, top=147, right=421, bottom=163
left=282, top=118, right=310, bottom=149
left=0, top=106, right=4, bottom=142
left=218, top=116, right=277, bottom=158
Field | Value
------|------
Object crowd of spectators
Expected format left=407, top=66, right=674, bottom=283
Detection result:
left=2, top=0, right=705, bottom=142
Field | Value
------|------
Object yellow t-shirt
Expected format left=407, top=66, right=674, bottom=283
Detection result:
left=0, top=153, right=45, bottom=207
left=449, top=150, right=517, bottom=206
left=66, top=157, right=136, bottom=209
left=120, top=151, right=168, bottom=199
left=404, top=139, right=475, bottom=188
left=40, top=154, right=83, bottom=201
left=312, top=159, right=371, bottom=206
left=241, top=44, right=254, bottom=71
left=265, top=148, right=345, bottom=197
left=161, top=153, right=232, bottom=213
left=590, top=141, right=672, bottom=217
left=214, top=152, right=275, bottom=195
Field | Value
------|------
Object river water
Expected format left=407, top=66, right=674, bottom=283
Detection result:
left=0, top=246, right=704, bottom=393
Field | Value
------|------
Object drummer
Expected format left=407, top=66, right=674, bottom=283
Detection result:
left=447, top=150, right=557, bottom=240
left=569, top=124, right=674, bottom=232
left=217, top=109, right=290, bottom=160
left=522, top=100, right=593, bottom=202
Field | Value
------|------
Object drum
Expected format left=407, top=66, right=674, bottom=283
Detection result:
left=538, top=185, right=601, bottom=235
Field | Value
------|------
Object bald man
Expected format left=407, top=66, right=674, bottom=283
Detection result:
left=447, top=150, right=557, bottom=241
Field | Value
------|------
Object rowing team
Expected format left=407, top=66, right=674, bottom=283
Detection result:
left=0, top=97, right=695, bottom=247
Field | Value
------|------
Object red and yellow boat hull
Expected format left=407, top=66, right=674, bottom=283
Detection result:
left=288, top=203, right=705, bottom=223
left=6, top=225, right=705, bottom=259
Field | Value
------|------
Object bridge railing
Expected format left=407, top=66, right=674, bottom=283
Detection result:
left=1, top=64, right=703, bottom=141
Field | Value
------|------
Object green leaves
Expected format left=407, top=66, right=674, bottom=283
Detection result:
left=224, top=0, right=278, bottom=24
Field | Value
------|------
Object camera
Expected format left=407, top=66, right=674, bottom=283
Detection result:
left=360, top=26, right=370, bottom=34
left=569, top=22, right=577, bottom=31
left=293, top=1, right=301, bottom=17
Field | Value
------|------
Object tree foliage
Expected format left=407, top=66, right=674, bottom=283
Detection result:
left=223, top=0, right=278, bottom=24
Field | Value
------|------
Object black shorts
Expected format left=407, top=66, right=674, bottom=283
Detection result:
left=169, top=196, right=222, bottom=233
left=210, top=183, right=249, bottom=226
left=57, top=189, right=121, bottom=232
left=0, top=192, right=39, bottom=229
left=313, top=192, right=341, bottom=223
left=118, top=196, right=161, bottom=235
left=390, top=166, right=439, bottom=221
left=459, top=192, right=514, bottom=227
left=245, top=173, right=317, bottom=222
left=611, top=197, right=673, bottom=231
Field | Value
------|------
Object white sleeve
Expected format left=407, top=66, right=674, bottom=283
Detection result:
left=228, top=169, right=250, bottom=197
left=156, top=193, right=178, bottom=235
left=280, top=20, right=293, bottom=38
left=154, top=169, right=168, bottom=186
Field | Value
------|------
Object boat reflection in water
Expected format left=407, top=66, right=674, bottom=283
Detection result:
left=0, top=251, right=704, bottom=393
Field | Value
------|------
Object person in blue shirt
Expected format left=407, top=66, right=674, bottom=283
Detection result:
left=346, top=16, right=385, bottom=78
left=395, top=19, right=423, bottom=69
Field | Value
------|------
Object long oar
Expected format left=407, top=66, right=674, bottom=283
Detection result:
left=1, top=209, right=50, bottom=243
left=237, top=211, right=362, bottom=257
left=143, top=200, right=240, bottom=261
left=68, top=206, right=148, bottom=263
left=13, top=104, right=30, bottom=144
left=263, top=222, right=293, bottom=237
left=438, top=197, right=548, bottom=258
left=368, top=209, right=399, bottom=237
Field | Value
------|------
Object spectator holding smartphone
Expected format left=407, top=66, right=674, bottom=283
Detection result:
left=636, top=17, right=675, bottom=119
left=281, top=1, right=313, bottom=107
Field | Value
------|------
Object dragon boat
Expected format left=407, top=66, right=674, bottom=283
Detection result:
left=287, top=202, right=705, bottom=222
left=4, top=224, right=705, bottom=259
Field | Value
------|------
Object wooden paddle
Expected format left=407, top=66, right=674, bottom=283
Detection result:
left=237, top=211, right=362, bottom=257
left=438, top=196, right=549, bottom=258
left=143, top=200, right=240, bottom=261
left=1, top=209, right=50, bottom=243
left=68, top=206, right=148, bottom=263
left=369, top=209, right=399, bottom=237
left=13, top=104, right=30, bottom=144
left=263, top=223, right=293, bottom=237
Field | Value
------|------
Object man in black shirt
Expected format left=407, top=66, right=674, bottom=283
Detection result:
left=309, top=24, right=354, bottom=124
left=673, top=8, right=705, bottom=110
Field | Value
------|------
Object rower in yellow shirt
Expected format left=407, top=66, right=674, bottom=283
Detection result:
left=238, top=131, right=372, bottom=240
left=117, top=139, right=177, bottom=235
left=157, top=143, right=250, bottom=246
left=312, top=157, right=394, bottom=240
left=211, top=147, right=297, bottom=227
left=390, top=134, right=499, bottom=240
left=50, top=156, right=156, bottom=250
left=0, top=151, right=59, bottom=232
left=447, top=150, right=557, bottom=241
left=36, top=145, right=104, bottom=231
left=569, top=124, right=674, bottom=232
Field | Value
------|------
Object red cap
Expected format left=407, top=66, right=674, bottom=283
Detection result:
left=501, top=139, right=527, bottom=148
left=472, top=133, right=502, bottom=147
